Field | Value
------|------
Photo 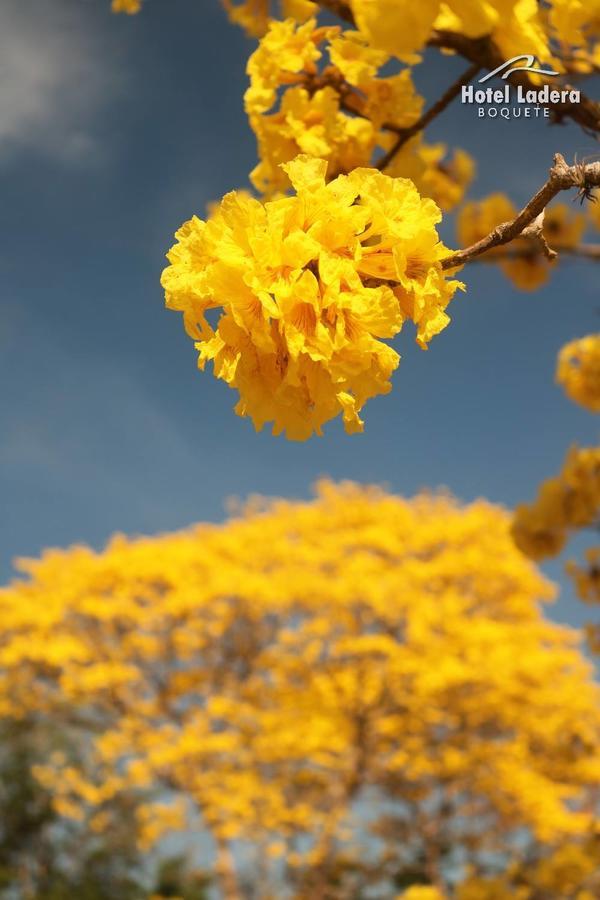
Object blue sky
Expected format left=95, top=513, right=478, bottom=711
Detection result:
left=1, top=0, right=598, bottom=626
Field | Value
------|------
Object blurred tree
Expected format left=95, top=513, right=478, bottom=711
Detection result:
left=1, top=483, right=600, bottom=897
left=0, top=722, right=212, bottom=899
left=0, top=718, right=143, bottom=899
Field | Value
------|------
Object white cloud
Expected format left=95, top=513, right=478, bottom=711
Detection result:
left=0, top=0, right=121, bottom=162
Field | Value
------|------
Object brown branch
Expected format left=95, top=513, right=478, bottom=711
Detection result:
left=375, top=63, right=480, bottom=170
left=468, top=243, right=600, bottom=262
left=441, top=154, right=600, bottom=270
left=314, top=0, right=355, bottom=25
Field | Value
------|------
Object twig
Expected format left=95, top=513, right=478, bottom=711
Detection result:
left=441, top=154, right=600, bottom=270
left=467, top=243, right=600, bottom=262
left=314, top=0, right=355, bottom=25
left=375, top=63, right=480, bottom=170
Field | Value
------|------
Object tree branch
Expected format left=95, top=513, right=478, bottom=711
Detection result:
left=314, top=0, right=355, bottom=25
left=441, top=154, right=600, bottom=270
left=375, top=63, right=480, bottom=170
left=468, top=243, right=600, bottom=262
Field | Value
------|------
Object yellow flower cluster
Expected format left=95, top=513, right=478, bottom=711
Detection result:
left=512, top=446, right=600, bottom=560
left=162, top=155, right=462, bottom=439
left=111, top=0, right=143, bottom=12
left=1, top=482, right=599, bottom=893
left=557, top=335, right=600, bottom=413
left=549, top=0, right=600, bottom=72
left=244, top=18, right=475, bottom=205
left=457, top=197, right=586, bottom=291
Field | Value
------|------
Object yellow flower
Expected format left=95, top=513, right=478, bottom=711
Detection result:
left=549, top=0, right=600, bottom=50
left=589, top=195, right=600, bottom=230
left=327, top=29, right=390, bottom=88
left=557, top=334, right=600, bottom=413
left=162, top=155, right=462, bottom=439
left=221, top=0, right=318, bottom=35
left=249, top=86, right=377, bottom=194
left=544, top=203, right=587, bottom=249
left=350, top=0, right=549, bottom=64
left=457, top=193, right=517, bottom=249
left=245, top=18, right=333, bottom=117
left=222, top=0, right=270, bottom=37
left=513, top=446, right=600, bottom=560
left=111, top=0, right=142, bottom=12
left=400, top=889, right=446, bottom=900
left=491, top=0, right=552, bottom=64
left=457, top=193, right=557, bottom=291
left=418, top=145, right=475, bottom=212
left=350, top=0, right=439, bottom=62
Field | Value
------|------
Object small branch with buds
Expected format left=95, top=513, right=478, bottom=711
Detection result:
left=441, top=154, right=600, bottom=270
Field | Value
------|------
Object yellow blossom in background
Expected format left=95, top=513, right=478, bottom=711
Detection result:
left=457, top=196, right=588, bottom=291
left=1, top=482, right=600, bottom=895
left=590, top=194, right=600, bottom=229
left=457, top=192, right=549, bottom=291
left=416, top=145, right=475, bottom=213
left=549, top=0, right=600, bottom=55
left=512, top=445, right=600, bottom=561
left=111, top=0, right=143, bottom=12
left=456, top=193, right=515, bottom=250
left=544, top=203, right=587, bottom=248
left=568, top=548, right=600, bottom=606
left=220, top=0, right=317, bottom=35
left=162, top=155, right=462, bottom=439
left=222, top=0, right=270, bottom=36
left=557, top=334, right=600, bottom=413
left=400, top=888, right=446, bottom=900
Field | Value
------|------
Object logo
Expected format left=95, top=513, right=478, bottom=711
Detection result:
left=479, top=55, right=559, bottom=83
left=461, top=55, right=580, bottom=119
